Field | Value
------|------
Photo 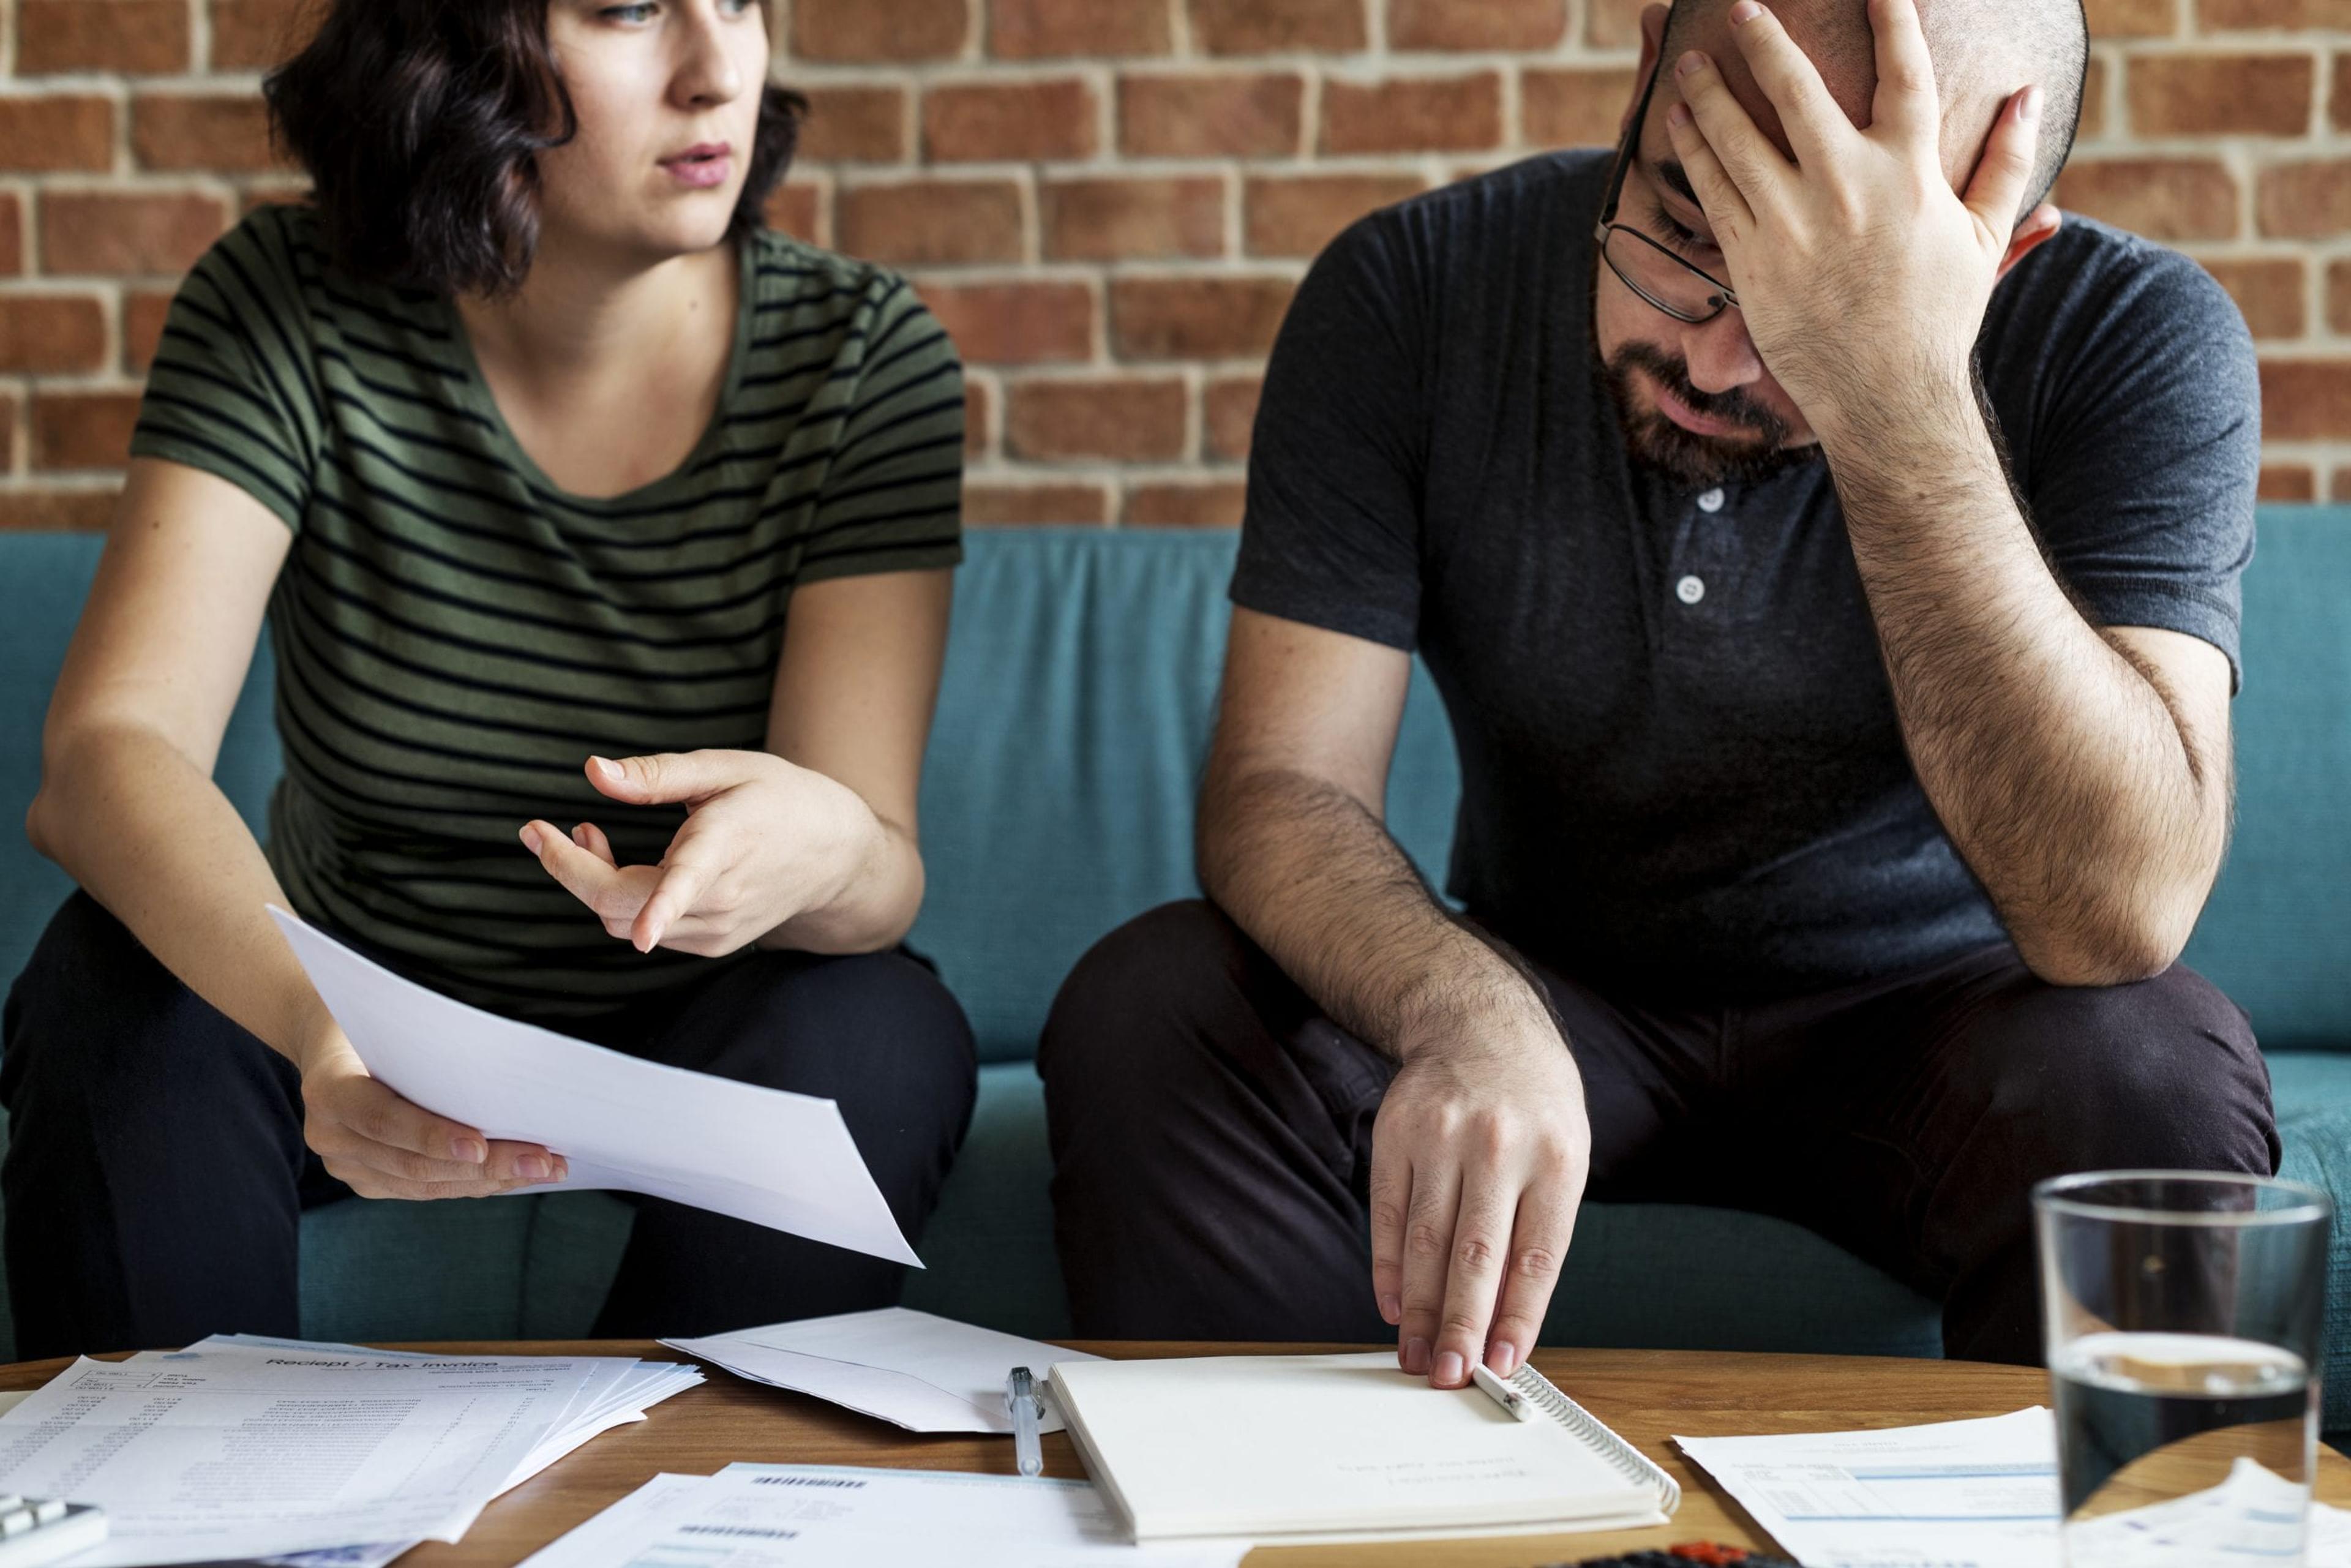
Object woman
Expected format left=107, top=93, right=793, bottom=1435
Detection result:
left=2, top=0, right=977, bottom=1354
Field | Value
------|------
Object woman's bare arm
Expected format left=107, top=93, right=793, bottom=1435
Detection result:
left=29, top=458, right=560, bottom=1199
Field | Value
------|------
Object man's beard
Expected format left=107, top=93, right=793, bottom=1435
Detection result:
left=1605, top=341, right=1815, bottom=491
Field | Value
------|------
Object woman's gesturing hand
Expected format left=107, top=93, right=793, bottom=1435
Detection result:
left=298, top=1029, right=566, bottom=1201
left=520, top=750, right=883, bottom=958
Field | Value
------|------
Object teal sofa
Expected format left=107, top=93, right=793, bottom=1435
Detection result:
left=4, top=520, right=2349, bottom=1422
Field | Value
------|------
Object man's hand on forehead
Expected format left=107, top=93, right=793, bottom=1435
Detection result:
left=1660, top=0, right=2042, bottom=445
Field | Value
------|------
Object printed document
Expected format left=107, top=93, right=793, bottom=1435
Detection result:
left=665, top=1307, right=1100, bottom=1433
left=0, top=1343, right=623, bottom=1566
left=272, top=906, right=920, bottom=1264
left=1677, top=1408, right=2351, bottom=1568
left=518, top=1465, right=1248, bottom=1568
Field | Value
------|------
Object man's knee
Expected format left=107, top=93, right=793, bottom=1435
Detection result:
left=1966, top=962, right=2276, bottom=1178
left=1038, top=899, right=1264, bottom=1106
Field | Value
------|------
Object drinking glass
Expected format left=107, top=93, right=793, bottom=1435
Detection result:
left=2036, top=1170, right=2331, bottom=1567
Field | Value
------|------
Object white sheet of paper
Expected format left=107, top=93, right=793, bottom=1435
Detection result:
left=0, top=1346, right=608, bottom=1566
left=666, top=1307, right=1100, bottom=1434
left=1678, top=1407, right=2351, bottom=1568
left=270, top=907, right=920, bottom=1265
left=519, top=1466, right=1248, bottom=1568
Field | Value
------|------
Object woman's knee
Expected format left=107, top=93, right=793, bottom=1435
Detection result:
left=690, top=947, right=977, bottom=1121
left=3, top=891, right=250, bottom=1109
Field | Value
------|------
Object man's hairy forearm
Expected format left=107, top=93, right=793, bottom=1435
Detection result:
left=1197, top=766, right=1550, bottom=1059
left=1823, top=377, right=2229, bottom=985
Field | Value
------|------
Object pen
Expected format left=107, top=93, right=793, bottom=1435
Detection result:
left=1006, top=1365, right=1043, bottom=1476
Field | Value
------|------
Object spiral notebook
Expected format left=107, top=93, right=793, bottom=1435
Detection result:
left=1047, top=1352, right=1680, bottom=1544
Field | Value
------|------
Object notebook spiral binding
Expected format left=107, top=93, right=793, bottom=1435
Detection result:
left=1506, top=1363, right=1684, bottom=1515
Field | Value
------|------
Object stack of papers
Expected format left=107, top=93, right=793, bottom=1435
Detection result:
left=517, top=1465, right=1249, bottom=1567
left=665, top=1307, right=1098, bottom=1434
left=0, top=1335, right=699, bottom=1567
left=1676, top=1407, right=2351, bottom=1568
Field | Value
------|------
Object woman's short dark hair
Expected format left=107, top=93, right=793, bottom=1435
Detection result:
left=265, top=0, right=806, bottom=298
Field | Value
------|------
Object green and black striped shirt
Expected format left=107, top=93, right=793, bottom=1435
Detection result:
left=132, top=206, right=965, bottom=1019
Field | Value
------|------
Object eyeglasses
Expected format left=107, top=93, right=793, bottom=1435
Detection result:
left=1593, top=56, right=1741, bottom=326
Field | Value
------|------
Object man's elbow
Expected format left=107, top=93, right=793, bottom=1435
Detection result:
left=2016, top=898, right=2204, bottom=989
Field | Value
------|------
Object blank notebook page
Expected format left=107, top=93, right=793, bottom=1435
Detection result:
left=1048, top=1352, right=1664, bottom=1540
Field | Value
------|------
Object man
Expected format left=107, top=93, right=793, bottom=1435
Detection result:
left=1040, top=0, right=2280, bottom=1387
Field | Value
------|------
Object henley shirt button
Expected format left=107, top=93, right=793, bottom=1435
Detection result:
left=1697, top=487, right=1727, bottom=513
left=1676, top=574, right=1706, bottom=606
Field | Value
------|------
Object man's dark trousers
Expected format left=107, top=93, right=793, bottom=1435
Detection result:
left=1038, top=900, right=2279, bottom=1364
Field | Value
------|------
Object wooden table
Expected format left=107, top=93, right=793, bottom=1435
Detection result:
left=11, top=1343, right=2348, bottom=1566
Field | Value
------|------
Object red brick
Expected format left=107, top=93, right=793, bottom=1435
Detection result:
left=211, top=0, right=323, bottom=70
left=0, top=391, right=17, bottom=475
left=2080, top=58, right=2110, bottom=138
left=2088, top=0, right=2177, bottom=32
left=1005, top=375, right=1189, bottom=462
left=990, top=0, right=1171, bottom=58
left=764, top=181, right=828, bottom=244
left=1124, top=481, right=1247, bottom=527
left=1043, top=176, right=1225, bottom=261
left=1321, top=73, right=1505, bottom=156
left=18, top=0, right=190, bottom=72
left=2328, top=261, right=2351, bottom=334
left=837, top=181, right=1022, bottom=266
left=2199, top=257, right=2306, bottom=339
left=1190, top=0, right=1367, bottom=54
left=31, top=392, right=143, bottom=472
left=41, top=192, right=230, bottom=277
left=1586, top=0, right=1647, bottom=47
left=0, top=296, right=109, bottom=373
left=1119, top=72, right=1305, bottom=158
left=2055, top=159, right=2238, bottom=241
left=2259, top=361, right=2351, bottom=441
left=2199, top=0, right=2351, bottom=26
left=2126, top=55, right=2311, bottom=137
left=1391, top=0, right=1567, bottom=47
left=965, top=480, right=1114, bottom=525
left=793, top=0, right=969, bottom=60
left=1524, top=68, right=1641, bottom=149
left=241, top=182, right=313, bottom=216
left=2258, top=160, right=2351, bottom=239
left=918, top=280, right=1096, bottom=364
left=2333, top=54, right=2351, bottom=133
left=124, top=288, right=176, bottom=373
left=0, top=487, right=118, bottom=531
left=1245, top=172, right=1426, bottom=258
left=133, top=94, right=286, bottom=174
left=1112, top=277, right=1295, bottom=359
left=0, top=195, right=21, bottom=276
left=2333, top=468, right=2351, bottom=503
left=923, top=80, right=1098, bottom=163
left=798, top=87, right=911, bottom=163
left=0, top=97, right=116, bottom=174
left=2259, top=464, right=2317, bottom=501
left=1204, top=375, right=1261, bottom=461
left=966, top=377, right=994, bottom=456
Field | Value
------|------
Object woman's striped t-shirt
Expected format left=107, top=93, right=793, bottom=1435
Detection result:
left=130, top=205, right=965, bottom=1021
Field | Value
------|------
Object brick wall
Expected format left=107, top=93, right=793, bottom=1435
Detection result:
left=1, top=0, right=2348, bottom=531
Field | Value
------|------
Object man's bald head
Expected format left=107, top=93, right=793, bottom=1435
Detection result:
left=1659, top=0, right=2087, bottom=213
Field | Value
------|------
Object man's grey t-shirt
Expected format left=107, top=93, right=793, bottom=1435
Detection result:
left=1232, top=149, right=2259, bottom=1005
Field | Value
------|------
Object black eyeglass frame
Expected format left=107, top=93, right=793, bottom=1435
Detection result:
left=1594, top=54, right=1742, bottom=326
